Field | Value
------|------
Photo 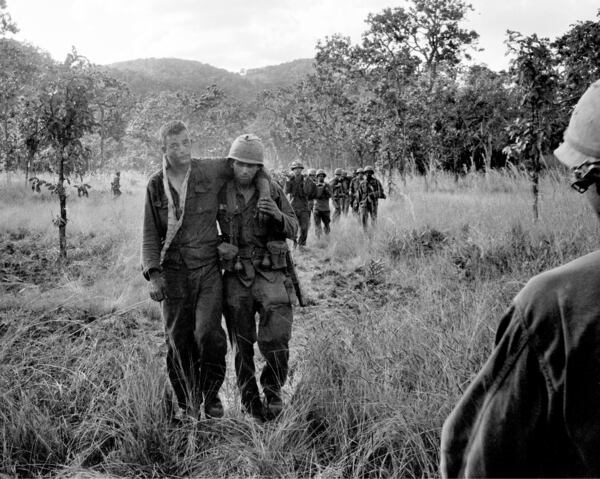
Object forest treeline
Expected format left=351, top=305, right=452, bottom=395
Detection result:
left=1, top=0, right=600, bottom=181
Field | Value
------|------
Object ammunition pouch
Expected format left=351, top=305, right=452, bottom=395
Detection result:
left=266, top=240, right=288, bottom=270
left=217, top=242, right=239, bottom=272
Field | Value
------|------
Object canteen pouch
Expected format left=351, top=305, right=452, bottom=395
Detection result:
left=266, top=240, right=288, bottom=270
left=217, top=242, right=239, bottom=272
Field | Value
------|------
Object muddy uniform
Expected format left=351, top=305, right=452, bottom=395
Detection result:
left=285, top=175, right=316, bottom=246
left=357, top=176, right=385, bottom=230
left=217, top=181, right=298, bottom=417
left=141, top=158, right=230, bottom=412
left=313, top=178, right=331, bottom=238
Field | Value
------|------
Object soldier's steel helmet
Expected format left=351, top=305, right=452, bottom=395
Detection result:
left=228, top=134, right=264, bottom=165
left=364, top=165, right=375, bottom=173
left=316, top=169, right=327, bottom=177
left=334, top=168, right=343, bottom=175
left=356, top=168, right=364, bottom=174
left=555, top=80, right=600, bottom=168
left=290, top=160, right=304, bottom=170
left=307, top=168, right=317, bottom=176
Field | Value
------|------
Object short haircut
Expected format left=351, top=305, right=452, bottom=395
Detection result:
left=159, top=120, right=188, bottom=146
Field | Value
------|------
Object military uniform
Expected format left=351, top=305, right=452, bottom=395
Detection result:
left=357, top=171, right=385, bottom=230
left=330, top=171, right=347, bottom=222
left=285, top=174, right=316, bottom=246
left=217, top=181, right=298, bottom=418
left=313, top=172, right=331, bottom=238
left=141, top=158, right=230, bottom=413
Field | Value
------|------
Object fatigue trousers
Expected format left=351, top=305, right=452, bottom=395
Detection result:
left=313, top=210, right=331, bottom=238
left=223, top=270, right=293, bottom=408
left=295, top=210, right=310, bottom=246
left=162, top=261, right=227, bottom=411
left=360, top=199, right=378, bottom=230
left=332, top=198, right=344, bottom=222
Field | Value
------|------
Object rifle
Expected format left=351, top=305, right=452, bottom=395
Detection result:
left=285, top=251, right=306, bottom=307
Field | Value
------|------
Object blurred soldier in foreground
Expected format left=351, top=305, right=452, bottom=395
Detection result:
left=285, top=160, right=316, bottom=249
left=141, top=121, right=269, bottom=420
left=441, top=80, right=600, bottom=478
left=330, top=168, right=347, bottom=222
left=356, top=166, right=385, bottom=230
left=111, top=171, right=121, bottom=197
left=313, top=169, right=332, bottom=238
left=217, top=134, right=298, bottom=422
left=349, top=168, right=364, bottom=216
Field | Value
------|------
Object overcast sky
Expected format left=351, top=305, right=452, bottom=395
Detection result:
left=8, top=0, right=600, bottom=73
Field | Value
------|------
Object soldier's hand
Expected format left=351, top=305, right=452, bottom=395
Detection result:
left=149, top=271, right=167, bottom=302
left=258, top=197, right=283, bottom=222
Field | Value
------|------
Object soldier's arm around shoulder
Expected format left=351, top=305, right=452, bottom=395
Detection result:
left=201, top=157, right=232, bottom=181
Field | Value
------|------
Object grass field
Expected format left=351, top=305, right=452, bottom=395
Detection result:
left=0, top=169, right=597, bottom=478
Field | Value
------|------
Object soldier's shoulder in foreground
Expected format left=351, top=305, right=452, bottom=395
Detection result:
left=146, top=168, right=163, bottom=187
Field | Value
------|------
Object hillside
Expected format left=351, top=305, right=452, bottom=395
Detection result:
left=107, top=57, right=314, bottom=99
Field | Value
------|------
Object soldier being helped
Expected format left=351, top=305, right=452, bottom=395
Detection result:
left=217, top=134, right=299, bottom=422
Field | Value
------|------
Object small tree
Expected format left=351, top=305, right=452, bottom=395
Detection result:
left=37, top=49, right=97, bottom=259
left=504, top=31, right=558, bottom=222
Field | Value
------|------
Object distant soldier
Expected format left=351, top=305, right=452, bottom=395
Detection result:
left=111, top=171, right=122, bottom=197
left=217, top=134, right=298, bottom=422
left=306, top=168, right=318, bottom=224
left=341, top=170, right=351, bottom=216
left=306, top=168, right=317, bottom=183
left=284, top=161, right=316, bottom=249
left=357, top=165, right=386, bottom=230
left=330, top=168, right=347, bottom=222
left=313, top=169, right=332, bottom=238
left=349, top=168, right=364, bottom=216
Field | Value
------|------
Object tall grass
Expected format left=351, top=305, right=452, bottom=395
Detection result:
left=1, top=169, right=598, bottom=477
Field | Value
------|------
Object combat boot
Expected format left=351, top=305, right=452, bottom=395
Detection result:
left=204, top=394, right=224, bottom=419
left=264, top=392, right=283, bottom=420
left=243, top=397, right=265, bottom=423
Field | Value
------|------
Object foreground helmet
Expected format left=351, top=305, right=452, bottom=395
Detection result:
left=290, top=160, right=304, bottom=170
left=227, top=134, right=264, bottom=165
left=364, top=165, right=375, bottom=173
left=316, top=169, right=326, bottom=177
left=307, top=168, right=317, bottom=176
left=555, top=80, right=600, bottom=168
left=334, top=168, right=342, bottom=175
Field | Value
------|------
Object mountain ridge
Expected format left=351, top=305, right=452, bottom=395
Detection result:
left=106, top=57, right=315, bottom=98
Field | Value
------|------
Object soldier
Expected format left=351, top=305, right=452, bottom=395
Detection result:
left=330, top=168, right=347, bottom=222
left=349, top=168, right=364, bottom=216
left=441, top=80, right=600, bottom=477
left=217, top=134, right=298, bottom=422
left=111, top=171, right=121, bottom=197
left=357, top=165, right=386, bottom=230
left=141, top=121, right=270, bottom=420
left=341, top=170, right=351, bottom=216
left=284, top=160, right=316, bottom=249
left=306, top=168, right=317, bottom=183
left=313, top=169, right=332, bottom=238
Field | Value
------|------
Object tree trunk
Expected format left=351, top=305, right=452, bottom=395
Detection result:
left=58, top=150, right=68, bottom=259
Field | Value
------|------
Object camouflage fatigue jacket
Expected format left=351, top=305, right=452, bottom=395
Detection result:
left=284, top=175, right=317, bottom=213
left=313, top=181, right=332, bottom=212
left=441, top=250, right=600, bottom=478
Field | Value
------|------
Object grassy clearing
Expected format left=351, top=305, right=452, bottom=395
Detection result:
left=0, top=169, right=597, bottom=478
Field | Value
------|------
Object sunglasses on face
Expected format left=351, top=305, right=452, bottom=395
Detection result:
left=571, top=162, right=600, bottom=193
